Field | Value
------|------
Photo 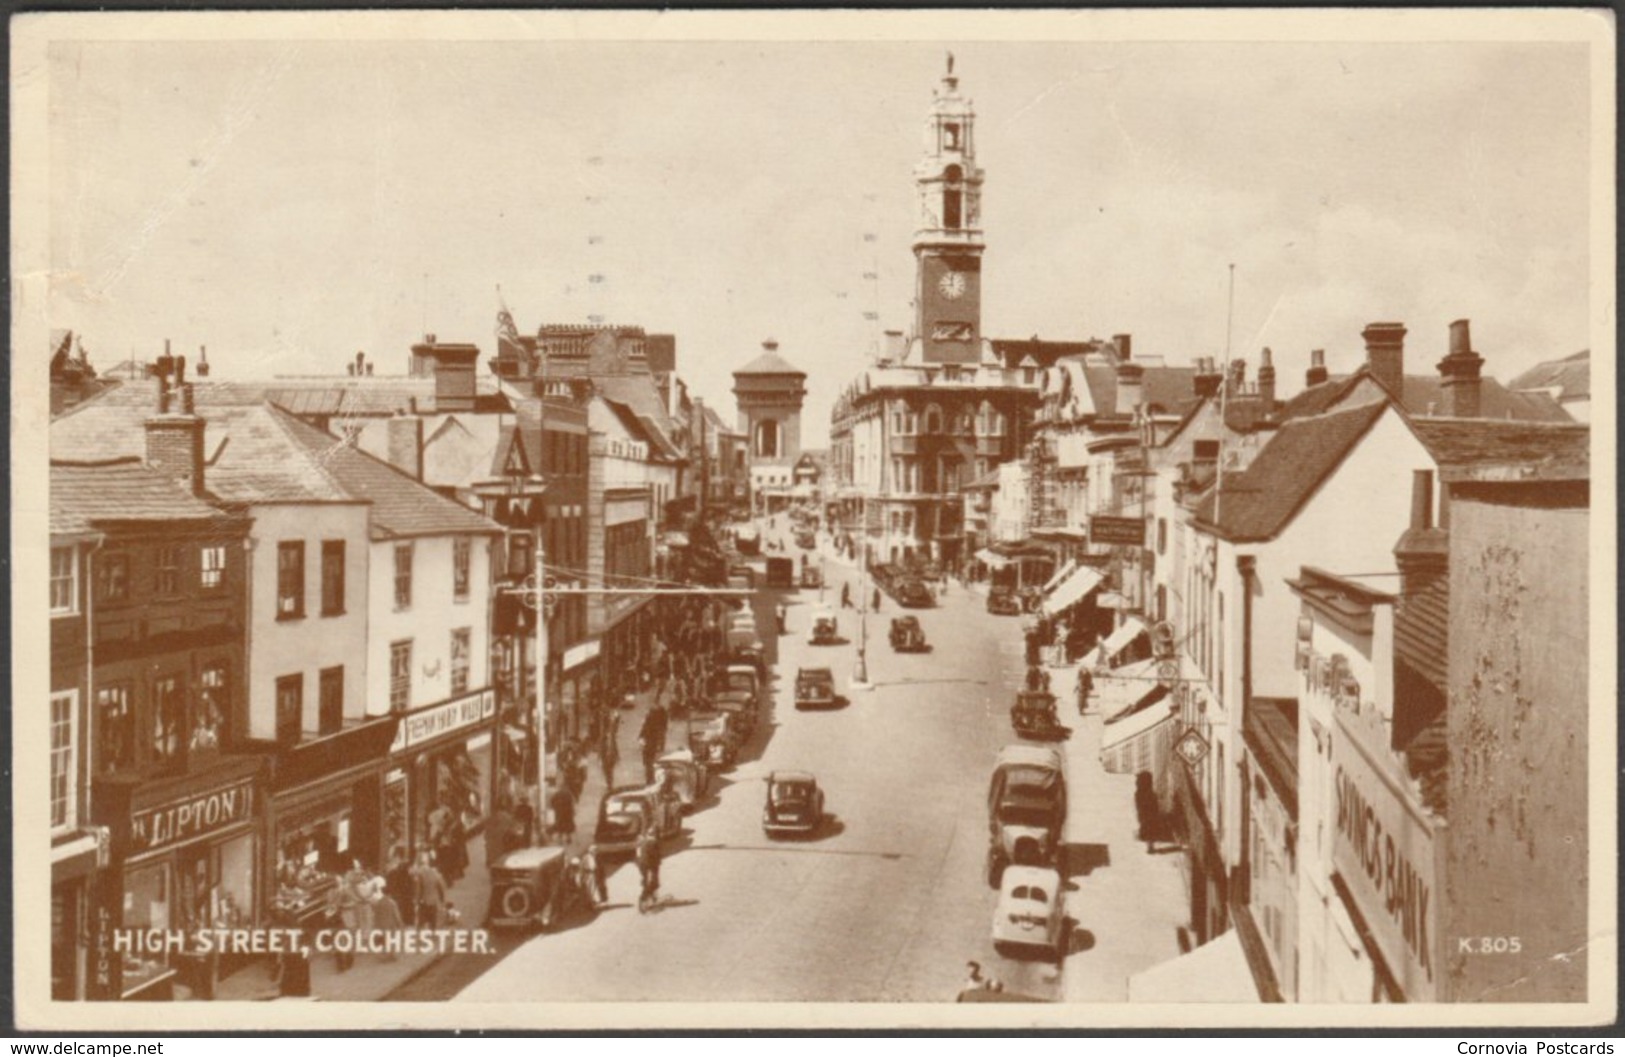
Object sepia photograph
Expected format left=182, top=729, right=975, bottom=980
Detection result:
left=11, top=8, right=1615, bottom=1032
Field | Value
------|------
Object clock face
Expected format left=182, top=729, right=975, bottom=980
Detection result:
left=937, top=270, right=968, bottom=300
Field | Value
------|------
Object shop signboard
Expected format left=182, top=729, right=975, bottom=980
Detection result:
left=563, top=639, right=601, bottom=672
left=1331, top=712, right=1441, bottom=1000
left=129, top=778, right=255, bottom=856
left=1090, top=516, right=1146, bottom=546
left=391, top=688, right=497, bottom=753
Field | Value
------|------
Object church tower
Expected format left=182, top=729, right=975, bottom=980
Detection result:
left=912, top=54, right=986, bottom=365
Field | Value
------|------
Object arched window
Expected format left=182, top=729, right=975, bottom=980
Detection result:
left=754, top=419, right=779, bottom=459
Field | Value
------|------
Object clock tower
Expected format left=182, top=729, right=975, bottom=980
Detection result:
left=912, top=54, right=985, bottom=365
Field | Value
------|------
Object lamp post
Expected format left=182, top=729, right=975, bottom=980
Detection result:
left=852, top=538, right=872, bottom=691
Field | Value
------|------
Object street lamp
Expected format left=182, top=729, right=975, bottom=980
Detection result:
left=852, top=538, right=873, bottom=692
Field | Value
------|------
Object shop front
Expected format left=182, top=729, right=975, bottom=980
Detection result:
left=388, top=687, right=500, bottom=865
left=52, top=830, right=104, bottom=1000
left=88, top=757, right=264, bottom=1000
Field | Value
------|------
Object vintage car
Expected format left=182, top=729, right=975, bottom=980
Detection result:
left=762, top=770, right=826, bottom=837
left=987, top=744, right=1067, bottom=887
left=593, top=785, right=681, bottom=860
left=808, top=606, right=840, bottom=646
left=987, top=587, right=1023, bottom=616
left=488, top=846, right=576, bottom=931
left=765, top=556, right=795, bottom=589
left=652, top=748, right=707, bottom=811
left=888, top=615, right=929, bottom=653
left=800, top=564, right=823, bottom=590
left=992, top=865, right=1067, bottom=963
left=1011, top=689, right=1063, bottom=740
left=725, top=622, right=765, bottom=670
left=715, top=666, right=762, bottom=738
left=893, top=578, right=935, bottom=609
left=794, top=666, right=839, bottom=710
left=687, top=710, right=739, bottom=769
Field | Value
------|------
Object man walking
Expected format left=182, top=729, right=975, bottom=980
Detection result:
left=639, top=702, right=670, bottom=785
left=635, top=830, right=663, bottom=913
left=549, top=783, right=577, bottom=846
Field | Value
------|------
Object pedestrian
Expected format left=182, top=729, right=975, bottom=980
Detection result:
left=550, top=783, right=577, bottom=845
left=384, top=845, right=415, bottom=927
left=364, top=865, right=403, bottom=962
left=872, top=587, right=882, bottom=611
left=325, top=870, right=359, bottom=972
left=601, top=741, right=618, bottom=789
left=1076, top=668, right=1093, bottom=715
left=640, top=703, right=669, bottom=785
left=411, top=849, right=448, bottom=928
left=841, top=583, right=851, bottom=609
left=1135, top=771, right=1166, bottom=853
left=635, top=830, right=663, bottom=913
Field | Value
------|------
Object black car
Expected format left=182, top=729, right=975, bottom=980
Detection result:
left=888, top=616, right=929, bottom=653
left=763, top=771, right=825, bottom=837
left=987, top=588, right=1022, bottom=616
left=893, top=579, right=935, bottom=608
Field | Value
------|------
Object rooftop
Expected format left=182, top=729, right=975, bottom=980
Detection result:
left=50, top=460, right=239, bottom=536
left=1277, top=367, right=1572, bottom=424
left=1410, top=418, right=1590, bottom=482
left=1509, top=349, right=1589, bottom=402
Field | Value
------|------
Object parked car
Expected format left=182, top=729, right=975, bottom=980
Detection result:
left=688, top=710, right=739, bottom=769
left=987, top=587, right=1022, bottom=616
left=1011, top=689, right=1063, bottom=740
left=991, top=865, right=1067, bottom=963
left=888, top=615, right=929, bottom=653
left=808, top=606, right=840, bottom=646
left=893, top=578, right=935, bottom=609
left=794, top=666, right=839, bottom=710
left=987, top=744, right=1066, bottom=887
left=653, top=748, right=707, bottom=811
left=763, top=771, right=825, bottom=837
left=594, top=785, right=680, bottom=859
left=487, top=846, right=571, bottom=930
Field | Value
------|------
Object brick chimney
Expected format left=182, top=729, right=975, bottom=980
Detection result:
left=145, top=354, right=207, bottom=495
left=1113, top=333, right=1133, bottom=361
left=387, top=412, right=424, bottom=481
left=1257, top=347, right=1277, bottom=408
left=196, top=344, right=210, bottom=378
left=1393, top=468, right=1448, bottom=594
left=411, top=340, right=479, bottom=412
left=1193, top=356, right=1223, bottom=399
left=1227, top=358, right=1246, bottom=395
left=1305, top=348, right=1329, bottom=388
left=1116, top=359, right=1145, bottom=415
left=1437, top=318, right=1485, bottom=419
left=1362, top=322, right=1408, bottom=398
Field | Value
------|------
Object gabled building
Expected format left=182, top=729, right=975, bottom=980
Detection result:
left=1510, top=348, right=1590, bottom=423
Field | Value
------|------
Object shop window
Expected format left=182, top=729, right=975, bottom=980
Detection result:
left=121, top=864, right=172, bottom=997
left=193, top=664, right=226, bottom=753
left=394, top=543, right=414, bottom=610
left=277, top=541, right=305, bottom=619
left=50, top=690, right=76, bottom=833
left=95, top=684, right=134, bottom=775
left=390, top=641, right=413, bottom=712
left=450, top=629, right=471, bottom=695
left=50, top=546, right=76, bottom=614
left=453, top=538, right=472, bottom=601
left=275, top=674, right=303, bottom=744
left=97, top=552, right=130, bottom=603
left=383, top=772, right=409, bottom=859
left=320, top=540, right=345, bottom=616
left=151, top=675, right=183, bottom=763
left=154, top=545, right=181, bottom=596
left=318, top=666, right=344, bottom=735
left=196, top=544, right=224, bottom=591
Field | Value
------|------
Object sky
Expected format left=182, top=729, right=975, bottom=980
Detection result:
left=44, top=25, right=1598, bottom=446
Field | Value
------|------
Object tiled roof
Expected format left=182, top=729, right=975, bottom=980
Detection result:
left=1193, top=400, right=1388, bottom=541
left=1510, top=350, right=1589, bottom=401
left=594, top=374, right=684, bottom=454
left=271, top=410, right=502, bottom=539
left=989, top=339, right=1098, bottom=371
left=72, top=376, right=509, bottom=417
left=1410, top=419, right=1589, bottom=481
left=1278, top=368, right=1573, bottom=424
left=734, top=349, right=805, bottom=377
left=51, top=460, right=236, bottom=535
left=53, top=397, right=501, bottom=538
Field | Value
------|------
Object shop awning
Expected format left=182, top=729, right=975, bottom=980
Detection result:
left=1100, top=616, right=1149, bottom=663
left=975, top=547, right=1014, bottom=569
left=1100, top=690, right=1174, bottom=775
left=1041, top=559, right=1076, bottom=595
left=1127, top=932, right=1263, bottom=1002
left=1042, top=565, right=1104, bottom=617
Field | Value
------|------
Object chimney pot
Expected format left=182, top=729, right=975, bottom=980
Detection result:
left=763, top=338, right=778, bottom=351
left=1114, top=333, right=1133, bottom=361
left=1437, top=317, right=1485, bottom=418
left=1259, top=347, right=1273, bottom=369
left=1410, top=469, right=1434, bottom=531
left=1306, top=348, right=1329, bottom=388
left=365, top=363, right=374, bottom=376
left=1449, top=319, right=1472, bottom=357
left=1257, top=347, right=1277, bottom=407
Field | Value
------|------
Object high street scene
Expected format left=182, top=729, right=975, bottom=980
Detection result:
left=26, top=14, right=1608, bottom=1026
